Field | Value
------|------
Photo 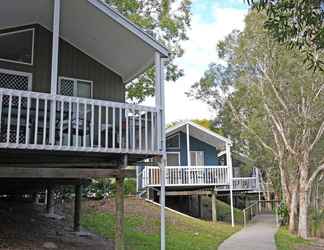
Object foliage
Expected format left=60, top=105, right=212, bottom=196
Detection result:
left=189, top=10, right=324, bottom=237
left=105, top=0, right=192, bottom=102
left=275, top=227, right=311, bottom=250
left=277, top=202, right=289, bottom=225
left=84, top=178, right=114, bottom=200
left=310, top=208, right=324, bottom=237
left=247, top=0, right=324, bottom=71
left=123, top=178, right=137, bottom=195
left=191, top=119, right=224, bottom=135
left=82, top=199, right=240, bottom=250
left=84, top=178, right=137, bottom=199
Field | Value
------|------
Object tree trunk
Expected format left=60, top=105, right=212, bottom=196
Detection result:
left=288, top=185, right=298, bottom=233
left=115, top=175, right=125, bottom=250
left=298, top=164, right=309, bottom=239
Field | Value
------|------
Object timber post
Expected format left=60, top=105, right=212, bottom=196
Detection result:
left=115, top=155, right=127, bottom=250
left=73, top=183, right=82, bottom=232
left=46, top=186, right=55, bottom=215
left=115, top=174, right=125, bottom=250
left=211, top=189, right=217, bottom=222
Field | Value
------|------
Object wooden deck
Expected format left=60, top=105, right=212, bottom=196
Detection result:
left=138, top=166, right=262, bottom=192
left=0, top=88, right=161, bottom=156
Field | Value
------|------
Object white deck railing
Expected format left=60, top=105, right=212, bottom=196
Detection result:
left=142, top=166, right=230, bottom=187
left=0, top=88, right=160, bottom=154
left=232, top=177, right=258, bottom=190
left=139, top=166, right=261, bottom=191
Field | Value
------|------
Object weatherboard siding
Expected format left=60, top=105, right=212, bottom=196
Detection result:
left=166, top=132, right=219, bottom=166
left=0, top=24, right=125, bottom=102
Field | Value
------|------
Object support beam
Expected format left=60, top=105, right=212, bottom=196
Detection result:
left=226, top=143, right=235, bottom=227
left=73, top=184, right=82, bottom=232
left=115, top=175, right=125, bottom=250
left=186, top=123, right=191, bottom=167
left=0, top=167, right=135, bottom=178
left=46, top=187, right=55, bottom=215
left=212, top=189, right=217, bottom=222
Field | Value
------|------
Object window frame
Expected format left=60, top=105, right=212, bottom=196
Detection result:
left=0, top=68, right=32, bottom=90
left=166, top=133, right=180, bottom=150
left=58, top=76, right=93, bottom=98
left=166, top=151, right=181, bottom=166
left=190, top=151, right=205, bottom=166
left=0, top=28, right=35, bottom=66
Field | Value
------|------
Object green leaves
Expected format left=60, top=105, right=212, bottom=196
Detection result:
left=105, top=0, right=192, bottom=102
left=247, top=0, right=324, bottom=72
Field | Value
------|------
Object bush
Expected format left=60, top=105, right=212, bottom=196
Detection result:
left=84, top=178, right=137, bottom=200
left=277, top=202, right=289, bottom=225
left=85, top=178, right=114, bottom=200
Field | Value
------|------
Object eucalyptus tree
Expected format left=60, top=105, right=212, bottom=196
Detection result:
left=189, top=11, right=324, bottom=238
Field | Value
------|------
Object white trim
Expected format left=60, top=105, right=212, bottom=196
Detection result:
left=0, top=68, right=32, bottom=90
left=166, top=151, right=181, bottom=166
left=88, top=0, right=169, bottom=58
left=58, top=76, right=93, bottom=98
left=167, top=121, right=232, bottom=145
left=166, top=133, right=180, bottom=149
left=0, top=28, right=35, bottom=66
left=186, top=123, right=191, bottom=167
left=217, top=150, right=226, bottom=157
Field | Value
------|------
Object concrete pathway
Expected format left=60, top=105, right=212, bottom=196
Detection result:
left=218, top=214, right=278, bottom=250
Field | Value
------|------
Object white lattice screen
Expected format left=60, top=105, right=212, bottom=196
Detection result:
left=59, top=78, right=74, bottom=96
left=0, top=70, right=30, bottom=90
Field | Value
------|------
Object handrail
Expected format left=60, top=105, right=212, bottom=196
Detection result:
left=0, top=87, right=160, bottom=154
left=242, top=200, right=281, bottom=227
left=143, top=165, right=230, bottom=187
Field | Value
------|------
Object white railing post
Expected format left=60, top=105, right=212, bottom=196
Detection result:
left=226, top=143, right=235, bottom=227
left=186, top=123, right=191, bottom=167
left=155, top=52, right=166, bottom=250
left=49, top=0, right=61, bottom=145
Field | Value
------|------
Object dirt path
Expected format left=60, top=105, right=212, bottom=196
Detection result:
left=0, top=199, right=113, bottom=250
left=218, top=214, right=278, bottom=250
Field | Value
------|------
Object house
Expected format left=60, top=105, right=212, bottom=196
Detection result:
left=0, top=0, right=168, bottom=247
left=138, top=121, right=263, bottom=225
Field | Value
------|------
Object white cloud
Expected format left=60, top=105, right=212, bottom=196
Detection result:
left=144, top=3, right=248, bottom=124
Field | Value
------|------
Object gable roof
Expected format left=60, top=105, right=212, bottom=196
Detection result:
left=0, top=0, right=169, bottom=83
left=166, top=121, right=232, bottom=150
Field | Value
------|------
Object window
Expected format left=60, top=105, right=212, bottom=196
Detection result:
left=166, top=134, right=180, bottom=149
left=167, top=152, right=180, bottom=166
left=190, top=151, right=204, bottom=166
left=58, top=77, right=93, bottom=98
left=0, top=29, right=34, bottom=65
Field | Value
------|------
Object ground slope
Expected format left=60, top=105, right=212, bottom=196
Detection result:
left=82, top=197, right=240, bottom=250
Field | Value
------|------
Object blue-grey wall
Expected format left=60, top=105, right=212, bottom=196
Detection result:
left=166, top=132, right=219, bottom=166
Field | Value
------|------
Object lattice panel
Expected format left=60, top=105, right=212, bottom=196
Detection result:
left=0, top=126, right=26, bottom=143
left=0, top=71, right=30, bottom=106
left=0, top=72, right=29, bottom=90
left=60, top=79, right=74, bottom=96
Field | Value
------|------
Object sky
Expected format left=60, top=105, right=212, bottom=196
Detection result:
left=162, top=0, right=248, bottom=123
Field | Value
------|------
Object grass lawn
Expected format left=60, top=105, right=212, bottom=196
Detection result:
left=81, top=197, right=240, bottom=250
left=275, top=227, right=312, bottom=250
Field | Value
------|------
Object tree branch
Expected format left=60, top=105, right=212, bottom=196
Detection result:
left=310, top=119, right=324, bottom=152
left=227, top=100, right=278, bottom=157
left=306, top=163, right=324, bottom=192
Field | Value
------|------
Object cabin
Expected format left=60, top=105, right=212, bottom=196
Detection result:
left=0, top=0, right=168, bottom=246
left=137, top=121, right=263, bottom=225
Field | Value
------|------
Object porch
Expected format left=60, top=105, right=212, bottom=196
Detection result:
left=138, top=166, right=262, bottom=191
left=0, top=87, right=160, bottom=156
